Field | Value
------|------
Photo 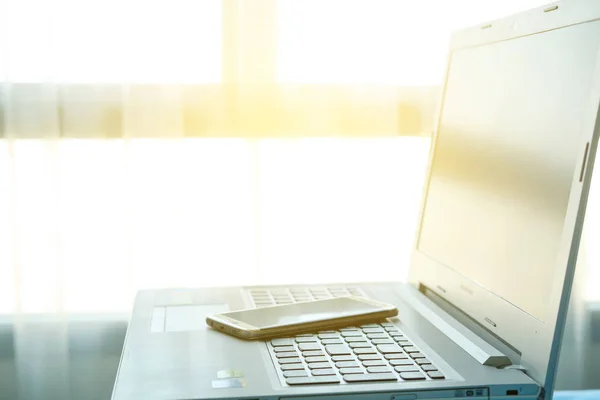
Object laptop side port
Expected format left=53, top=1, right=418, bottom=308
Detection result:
left=506, top=389, right=519, bottom=396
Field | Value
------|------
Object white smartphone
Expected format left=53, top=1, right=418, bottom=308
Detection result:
left=206, top=296, right=398, bottom=340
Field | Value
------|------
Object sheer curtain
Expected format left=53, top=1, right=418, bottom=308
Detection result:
left=0, top=140, right=431, bottom=314
left=9, top=0, right=597, bottom=319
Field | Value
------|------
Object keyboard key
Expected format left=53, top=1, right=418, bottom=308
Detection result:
left=397, top=340, right=413, bottom=346
left=318, top=330, right=337, bottom=334
left=410, top=353, right=426, bottom=359
left=283, top=370, right=308, bottom=378
left=290, top=290, right=309, bottom=295
left=296, top=334, right=315, bottom=337
left=298, top=343, right=321, bottom=351
left=421, top=365, right=438, bottom=372
left=290, top=291, right=310, bottom=296
left=339, top=367, right=364, bottom=375
left=395, top=365, right=419, bottom=373
left=403, top=346, right=420, bottom=353
left=305, top=356, right=328, bottom=363
left=399, top=372, right=426, bottom=380
left=353, top=348, right=377, bottom=355
left=349, top=342, right=372, bottom=348
left=289, top=289, right=308, bottom=294
left=325, top=344, right=352, bottom=356
left=275, top=300, right=293, bottom=304
left=362, top=328, right=385, bottom=334
left=307, top=362, right=332, bottom=370
left=381, top=322, right=395, bottom=327
left=312, top=368, right=336, bottom=376
left=274, top=346, right=296, bottom=353
left=286, top=376, right=340, bottom=385
left=366, top=366, right=391, bottom=373
left=293, top=297, right=313, bottom=302
left=341, top=331, right=363, bottom=337
left=250, top=294, right=269, bottom=299
left=384, top=326, right=399, bottom=332
left=281, top=363, right=305, bottom=371
left=428, top=371, right=445, bottom=379
left=376, top=344, right=404, bottom=354
left=343, top=373, right=397, bottom=383
left=362, top=360, right=387, bottom=367
left=345, top=337, right=367, bottom=342
left=340, top=327, right=359, bottom=331
left=360, top=324, right=380, bottom=328
left=331, top=355, right=355, bottom=362
left=389, top=359, right=414, bottom=366
left=358, top=354, right=382, bottom=361
left=416, top=358, right=432, bottom=365
left=276, top=352, right=299, bottom=358
left=366, top=333, right=388, bottom=339
left=290, top=295, right=310, bottom=300
left=271, top=338, right=295, bottom=347
left=371, top=339, right=395, bottom=345
left=389, top=332, right=404, bottom=337
left=279, top=357, right=302, bottom=364
left=321, top=339, right=343, bottom=345
left=296, top=337, right=318, bottom=343
left=250, top=289, right=269, bottom=294
left=384, top=353, right=409, bottom=360
left=318, top=333, right=340, bottom=340
left=302, top=350, right=324, bottom=357
left=335, top=361, right=360, bottom=368
left=253, top=298, right=272, bottom=303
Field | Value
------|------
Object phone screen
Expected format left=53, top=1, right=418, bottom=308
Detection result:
left=223, top=297, right=390, bottom=329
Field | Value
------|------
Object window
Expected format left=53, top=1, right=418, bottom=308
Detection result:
left=277, top=0, right=552, bottom=85
left=0, top=0, right=221, bottom=83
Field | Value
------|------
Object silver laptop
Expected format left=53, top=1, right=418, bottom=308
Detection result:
left=111, top=1, right=600, bottom=399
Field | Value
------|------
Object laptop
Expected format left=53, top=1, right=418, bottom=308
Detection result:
left=111, top=1, right=600, bottom=399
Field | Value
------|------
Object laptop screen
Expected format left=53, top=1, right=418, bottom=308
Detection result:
left=417, top=20, right=600, bottom=322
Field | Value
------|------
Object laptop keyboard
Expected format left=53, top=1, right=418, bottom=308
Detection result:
left=247, top=287, right=446, bottom=385
left=248, top=286, right=364, bottom=307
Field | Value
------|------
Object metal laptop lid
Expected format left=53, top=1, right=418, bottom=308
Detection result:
left=408, top=0, right=600, bottom=395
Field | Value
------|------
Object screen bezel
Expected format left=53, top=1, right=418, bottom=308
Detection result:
left=407, top=0, right=600, bottom=392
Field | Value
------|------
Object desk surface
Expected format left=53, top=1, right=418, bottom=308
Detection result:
left=555, top=392, right=600, bottom=400
left=0, top=313, right=597, bottom=400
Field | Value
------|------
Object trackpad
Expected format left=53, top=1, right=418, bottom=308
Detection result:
left=151, top=304, right=229, bottom=333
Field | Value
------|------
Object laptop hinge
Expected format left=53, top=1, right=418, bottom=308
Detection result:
left=501, top=364, right=527, bottom=372
left=398, top=285, right=512, bottom=367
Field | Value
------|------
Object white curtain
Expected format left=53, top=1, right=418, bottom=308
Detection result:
left=0, top=138, right=430, bottom=313
left=5, top=0, right=597, bottom=320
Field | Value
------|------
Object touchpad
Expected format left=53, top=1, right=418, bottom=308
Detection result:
left=151, top=304, right=229, bottom=333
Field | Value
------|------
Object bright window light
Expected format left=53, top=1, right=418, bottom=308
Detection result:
left=277, top=0, right=551, bottom=85
left=0, top=0, right=221, bottom=83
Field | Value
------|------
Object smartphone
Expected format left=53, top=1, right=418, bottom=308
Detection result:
left=206, top=296, right=398, bottom=340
